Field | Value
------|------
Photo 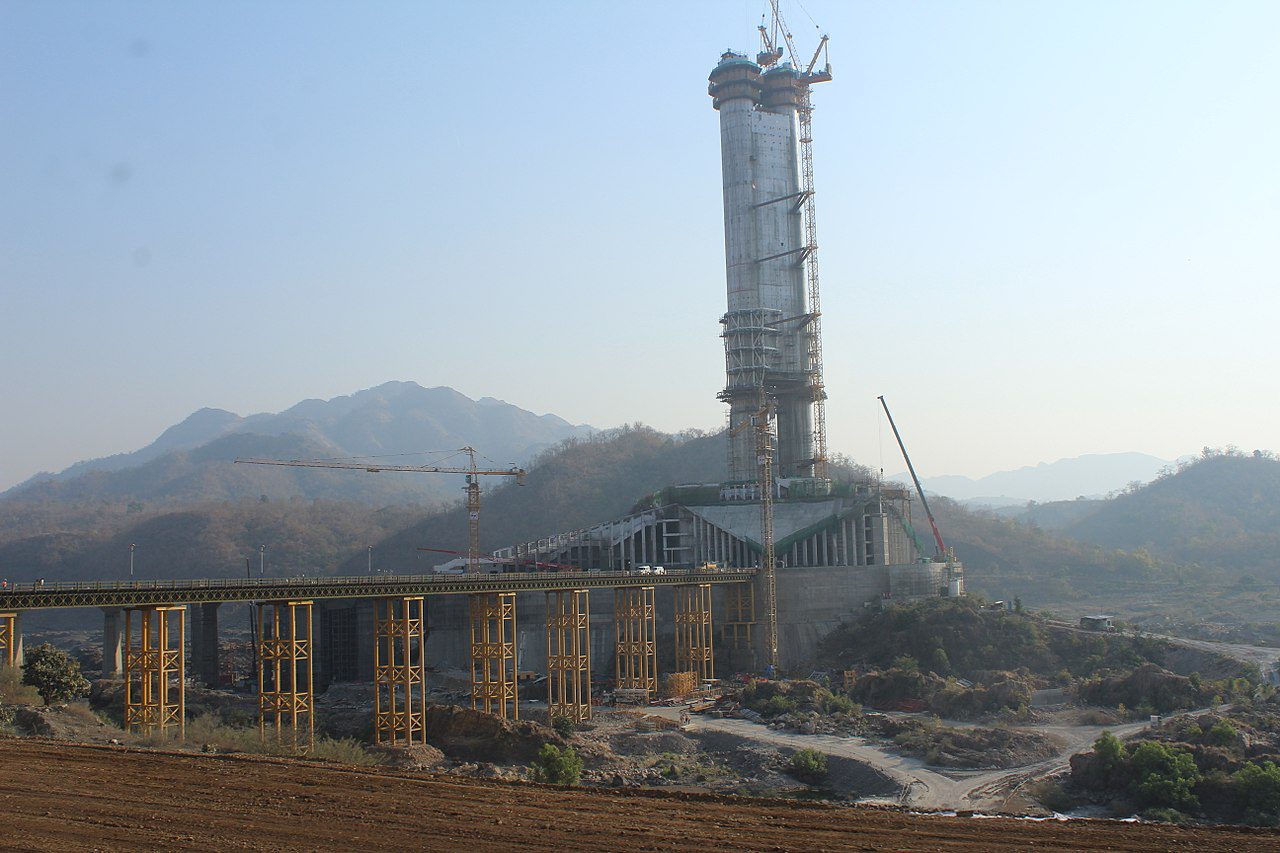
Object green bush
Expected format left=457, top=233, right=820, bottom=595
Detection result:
left=21, top=644, right=90, bottom=705
left=1127, top=741, right=1201, bottom=811
left=758, top=695, right=799, bottom=718
left=1206, top=719, right=1238, bottom=747
left=786, top=748, right=828, bottom=784
left=1234, top=761, right=1280, bottom=824
left=820, top=693, right=855, bottom=715
left=530, top=744, right=583, bottom=785
left=1140, top=807, right=1186, bottom=824
left=550, top=714, right=576, bottom=738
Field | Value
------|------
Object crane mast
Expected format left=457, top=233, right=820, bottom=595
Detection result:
left=730, top=398, right=779, bottom=670
left=235, top=447, right=526, bottom=573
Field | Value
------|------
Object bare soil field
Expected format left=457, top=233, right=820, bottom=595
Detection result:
left=1, top=738, right=1278, bottom=851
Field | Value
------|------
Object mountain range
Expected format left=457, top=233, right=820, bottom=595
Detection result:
left=2, top=382, right=593, bottom=509
left=895, top=452, right=1174, bottom=505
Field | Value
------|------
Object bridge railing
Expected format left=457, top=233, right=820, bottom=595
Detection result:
left=2, top=567, right=753, bottom=594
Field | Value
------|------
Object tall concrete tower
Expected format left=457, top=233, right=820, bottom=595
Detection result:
left=709, top=53, right=819, bottom=484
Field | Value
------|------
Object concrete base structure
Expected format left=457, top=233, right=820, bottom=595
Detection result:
left=101, top=608, right=123, bottom=678
left=189, top=603, right=220, bottom=688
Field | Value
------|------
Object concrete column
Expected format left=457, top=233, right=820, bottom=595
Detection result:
left=356, top=599, right=375, bottom=682
left=102, top=608, right=124, bottom=678
left=189, top=603, right=220, bottom=687
left=10, top=612, right=22, bottom=668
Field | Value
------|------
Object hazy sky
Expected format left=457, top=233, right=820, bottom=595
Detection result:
left=2, top=0, right=1277, bottom=492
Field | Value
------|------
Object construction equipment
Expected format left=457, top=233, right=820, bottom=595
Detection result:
left=758, top=0, right=833, bottom=480
left=730, top=400, right=779, bottom=670
left=235, top=447, right=525, bottom=573
left=877, top=396, right=947, bottom=559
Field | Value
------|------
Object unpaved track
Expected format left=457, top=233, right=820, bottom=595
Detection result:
left=1, top=739, right=1277, bottom=851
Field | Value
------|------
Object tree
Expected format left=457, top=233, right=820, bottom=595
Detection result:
left=530, top=744, right=583, bottom=785
left=1234, top=761, right=1280, bottom=824
left=1127, top=741, right=1200, bottom=811
left=21, top=644, right=90, bottom=706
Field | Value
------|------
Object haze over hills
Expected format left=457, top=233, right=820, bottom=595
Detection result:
left=1, top=382, right=594, bottom=509
left=895, top=452, right=1173, bottom=505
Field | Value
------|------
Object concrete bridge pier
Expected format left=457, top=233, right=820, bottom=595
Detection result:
left=189, top=603, right=220, bottom=687
left=102, top=608, right=124, bottom=678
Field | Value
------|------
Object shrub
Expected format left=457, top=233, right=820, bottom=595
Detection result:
left=550, top=714, right=576, bottom=738
left=1127, top=741, right=1201, bottom=811
left=758, top=695, right=799, bottom=718
left=786, top=748, right=828, bottom=784
left=1140, top=807, right=1186, bottom=824
left=820, top=693, right=855, bottom=715
left=21, top=644, right=90, bottom=705
left=1234, top=761, right=1280, bottom=825
left=530, top=744, right=583, bottom=785
left=1206, top=719, right=1238, bottom=747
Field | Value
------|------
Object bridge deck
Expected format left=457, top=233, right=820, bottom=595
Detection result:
left=0, top=569, right=757, bottom=610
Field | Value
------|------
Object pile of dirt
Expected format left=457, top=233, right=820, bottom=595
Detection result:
left=11, top=704, right=119, bottom=741
left=878, top=717, right=1061, bottom=769
left=425, top=704, right=564, bottom=763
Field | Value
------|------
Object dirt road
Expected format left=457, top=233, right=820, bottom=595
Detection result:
left=2, top=738, right=1277, bottom=851
left=686, top=714, right=1152, bottom=811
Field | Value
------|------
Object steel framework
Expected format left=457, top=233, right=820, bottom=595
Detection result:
left=124, top=605, right=185, bottom=738
left=674, top=583, right=715, bottom=682
left=614, top=586, right=657, bottom=699
left=0, top=568, right=754, bottom=612
left=0, top=612, right=16, bottom=668
left=257, top=600, right=314, bottom=751
left=374, top=596, right=427, bottom=746
left=0, top=612, right=16, bottom=671
left=722, top=582, right=756, bottom=652
left=545, top=590, right=591, bottom=722
left=470, top=592, right=518, bottom=719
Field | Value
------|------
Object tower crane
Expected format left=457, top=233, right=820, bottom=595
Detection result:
left=235, top=447, right=526, bottom=574
left=758, top=0, right=832, bottom=480
left=730, top=398, right=779, bottom=671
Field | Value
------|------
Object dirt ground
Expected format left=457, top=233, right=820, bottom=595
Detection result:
left=2, top=738, right=1278, bottom=852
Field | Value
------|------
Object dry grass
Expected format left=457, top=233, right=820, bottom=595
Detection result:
left=0, top=664, right=41, bottom=705
left=141, top=714, right=383, bottom=766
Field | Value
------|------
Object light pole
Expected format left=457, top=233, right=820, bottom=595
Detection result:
left=367, top=545, right=373, bottom=575
left=129, top=543, right=135, bottom=579
left=259, top=545, right=266, bottom=576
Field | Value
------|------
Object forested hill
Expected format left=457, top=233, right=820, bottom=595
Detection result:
left=1062, top=451, right=1280, bottom=573
left=341, top=426, right=728, bottom=572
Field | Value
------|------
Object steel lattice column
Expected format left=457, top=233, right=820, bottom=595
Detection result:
left=374, top=596, right=427, bottom=746
left=613, top=587, right=657, bottom=699
left=0, top=612, right=17, bottom=668
left=0, top=607, right=16, bottom=666
left=546, top=590, right=591, bottom=722
left=674, top=583, right=715, bottom=682
left=123, top=606, right=185, bottom=739
left=722, top=582, right=755, bottom=651
left=470, top=592, right=518, bottom=720
left=257, top=600, right=314, bottom=752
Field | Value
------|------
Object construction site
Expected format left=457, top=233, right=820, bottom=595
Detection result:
left=5, top=5, right=1271, bottom=850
